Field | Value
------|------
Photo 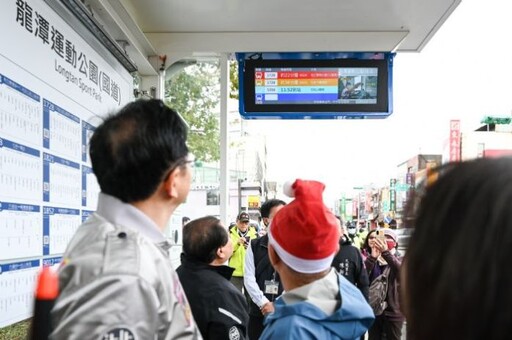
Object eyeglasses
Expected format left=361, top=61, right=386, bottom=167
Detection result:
left=180, top=158, right=195, bottom=168
left=163, top=153, right=195, bottom=180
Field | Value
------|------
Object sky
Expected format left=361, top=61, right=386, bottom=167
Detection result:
left=243, top=0, right=512, bottom=202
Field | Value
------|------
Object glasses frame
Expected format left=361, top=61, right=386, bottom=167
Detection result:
left=163, top=154, right=195, bottom=181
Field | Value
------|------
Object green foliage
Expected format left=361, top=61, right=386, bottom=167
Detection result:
left=229, top=60, right=239, bottom=99
left=165, top=62, right=221, bottom=162
left=0, top=319, right=30, bottom=340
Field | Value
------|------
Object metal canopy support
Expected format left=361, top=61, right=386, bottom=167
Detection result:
left=219, top=54, right=230, bottom=226
left=50, top=0, right=138, bottom=73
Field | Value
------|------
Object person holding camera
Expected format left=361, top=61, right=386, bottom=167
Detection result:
left=364, top=229, right=404, bottom=340
left=229, top=212, right=258, bottom=294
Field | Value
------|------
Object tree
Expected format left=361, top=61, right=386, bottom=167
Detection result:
left=165, top=62, right=220, bottom=162
left=229, top=60, right=239, bottom=100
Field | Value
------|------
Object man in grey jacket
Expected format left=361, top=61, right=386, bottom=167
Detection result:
left=51, top=99, right=202, bottom=339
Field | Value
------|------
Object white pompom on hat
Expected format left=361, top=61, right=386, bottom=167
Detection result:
left=383, top=228, right=398, bottom=242
left=268, top=179, right=340, bottom=274
left=282, top=180, right=296, bottom=198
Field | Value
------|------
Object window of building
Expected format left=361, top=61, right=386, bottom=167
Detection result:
left=207, top=190, right=220, bottom=206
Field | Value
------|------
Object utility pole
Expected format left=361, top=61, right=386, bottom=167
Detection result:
left=238, top=178, right=243, bottom=213
left=353, top=186, right=363, bottom=227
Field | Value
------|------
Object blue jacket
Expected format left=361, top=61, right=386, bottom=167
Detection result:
left=260, top=272, right=374, bottom=339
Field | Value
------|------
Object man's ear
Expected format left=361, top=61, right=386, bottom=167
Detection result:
left=216, top=246, right=226, bottom=260
left=163, top=167, right=180, bottom=198
left=262, top=217, right=270, bottom=227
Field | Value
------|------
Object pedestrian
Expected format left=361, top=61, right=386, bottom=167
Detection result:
left=244, top=199, right=286, bottom=339
left=51, top=99, right=201, bottom=339
left=261, top=179, right=374, bottom=339
left=402, top=157, right=512, bottom=340
left=332, top=216, right=370, bottom=300
left=229, top=211, right=258, bottom=294
left=364, top=228, right=404, bottom=340
left=332, top=216, right=370, bottom=340
left=177, top=216, right=249, bottom=340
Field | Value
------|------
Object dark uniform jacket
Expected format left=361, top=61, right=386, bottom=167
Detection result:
left=248, top=235, right=285, bottom=316
left=331, top=236, right=370, bottom=300
left=177, top=254, right=249, bottom=340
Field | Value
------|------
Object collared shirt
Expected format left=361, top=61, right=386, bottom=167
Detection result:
left=51, top=192, right=202, bottom=339
left=244, top=243, right=269, bottom=308
left=96, top=192, right=166, bottom=243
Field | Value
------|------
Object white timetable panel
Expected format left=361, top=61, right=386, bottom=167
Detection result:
left=0, top=259, right=40, bottom=328
left=81, top=165, right=99, bottom=209
left=0, top=0, right=133, bottom=328
left=43, top=99, right=81, bottom=160
left=0, top=74, right=41, bottom=147
left=43, top=206, right=80, bottom=255
left=0, top=137, right=41, bottom=202
left=43, top=152, right=81, bottom=206
left=0, top=202, right=41, bottom=259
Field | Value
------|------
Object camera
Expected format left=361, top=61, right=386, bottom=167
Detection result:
left=244, top=236, right=251, bottom=243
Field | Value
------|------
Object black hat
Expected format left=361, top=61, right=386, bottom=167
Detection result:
left=237, top=211, right=250, bottom=222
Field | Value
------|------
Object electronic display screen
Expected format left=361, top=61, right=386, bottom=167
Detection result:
left=254, top=67, right=379, bottom=105
left=239, top=57, right=391, bottom=118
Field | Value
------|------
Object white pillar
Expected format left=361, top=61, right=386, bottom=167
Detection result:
left=219, top=54, right=230, bottom=226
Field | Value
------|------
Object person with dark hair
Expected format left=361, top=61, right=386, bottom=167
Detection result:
left=229, top=211, right=258, bottom=293
left=259, top=199, right=286, bottom=231
left=332, top=216, right=371, bottom=340
left=402, top=157, right=512, bottom=340
left=177, top=216, right=249, bottom=340
left=331, top=216, right=370, bottom=300
left=364, top=228, right=403, bottom=340
left=244, top=198, right=286, bottom=339
left=261, top=180, right=373, bottom=339
left=51, top=99, right=200, bottom=339
left=182, top=216, right=191, bottom=227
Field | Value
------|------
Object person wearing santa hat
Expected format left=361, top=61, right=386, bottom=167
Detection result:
left=260, top=179, right=374, bottom=340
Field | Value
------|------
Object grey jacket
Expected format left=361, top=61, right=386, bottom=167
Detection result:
left=50, top=193, right=202, bottom=339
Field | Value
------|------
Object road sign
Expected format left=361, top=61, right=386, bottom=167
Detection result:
left=395, top=183, right=412, bottom=191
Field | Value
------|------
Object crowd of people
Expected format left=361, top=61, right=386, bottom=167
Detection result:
left=47, top=98, right=512, bottom=340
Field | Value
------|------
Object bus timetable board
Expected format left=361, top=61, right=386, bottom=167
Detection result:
left=238, top=52, right=394, bottom=119
left=0, top=0, right=132, bottom=327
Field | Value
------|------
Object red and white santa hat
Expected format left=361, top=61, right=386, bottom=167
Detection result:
left=268, top=179, right=340, bottom=274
